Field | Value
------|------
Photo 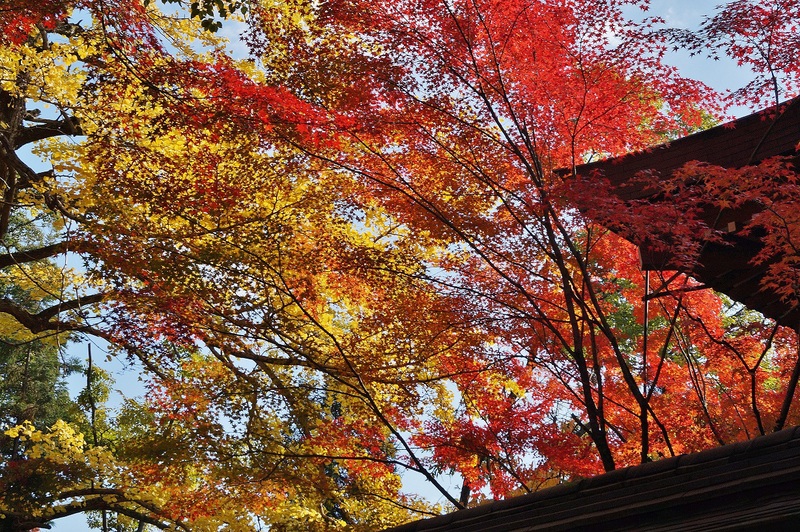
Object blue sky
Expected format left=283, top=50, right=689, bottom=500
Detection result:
left=645, top=1, right=759, bottom=117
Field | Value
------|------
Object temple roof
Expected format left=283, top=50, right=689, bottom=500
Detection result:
left=386, top=426, right=800, bottom=531
left=575, top=96, right=800, bottom=328
left=573, top=96, right=800, bottom=201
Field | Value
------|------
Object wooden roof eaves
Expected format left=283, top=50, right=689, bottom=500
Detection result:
left=569, top=98, right=800, bottom=327
left=573, top=95, right=800, bottom=201
left=385, top=426, right=800, bottom=532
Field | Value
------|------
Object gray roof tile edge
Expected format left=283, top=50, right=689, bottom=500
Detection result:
left=384, top=425, right=800, bottom=532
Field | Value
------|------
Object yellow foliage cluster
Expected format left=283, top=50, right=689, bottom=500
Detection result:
left=2, top=420, right=269, bottom=530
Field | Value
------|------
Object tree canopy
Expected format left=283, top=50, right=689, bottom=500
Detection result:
left=1, top=0, right=799, bottom=530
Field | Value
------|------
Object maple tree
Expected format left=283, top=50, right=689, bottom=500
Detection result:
left=1, top=0, right=800, bottom=530
left=669, top=0, right=800, bottom=108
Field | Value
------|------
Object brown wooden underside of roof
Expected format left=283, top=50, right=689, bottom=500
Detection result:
left=576, top=97, right=800, bottom=328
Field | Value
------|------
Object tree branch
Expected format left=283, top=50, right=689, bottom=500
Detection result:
left=0, top=241, right=72, bottom=268
left=16, top=116, right=82, bottom=147
left=0, top=293, right=105, bottom=333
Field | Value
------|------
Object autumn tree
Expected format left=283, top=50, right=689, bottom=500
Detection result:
left=2, top=0, right=800, bottom=530
left=669, top=0, right=800, bottom=108
left=1, top=1, right=441, bottom=528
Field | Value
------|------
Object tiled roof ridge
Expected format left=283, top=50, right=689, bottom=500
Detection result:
left=387, top=425, right=800, bottom=531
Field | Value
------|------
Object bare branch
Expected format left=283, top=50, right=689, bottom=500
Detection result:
left=0, top=241, right=72, bottom=268
left=0, top=293, right=105, bottom=333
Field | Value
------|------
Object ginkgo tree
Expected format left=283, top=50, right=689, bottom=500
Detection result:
left=1, top=0, right=800, bottom=530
